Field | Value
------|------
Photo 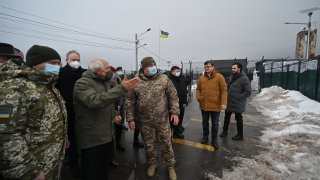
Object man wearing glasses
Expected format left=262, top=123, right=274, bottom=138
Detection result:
left=196, top=60, right=227, bottom=149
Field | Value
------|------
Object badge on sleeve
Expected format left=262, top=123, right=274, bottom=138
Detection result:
left=0, top=105, right=13, bottom=119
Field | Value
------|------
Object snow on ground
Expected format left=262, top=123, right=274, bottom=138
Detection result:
left=214, top=86, right=320, bottom=180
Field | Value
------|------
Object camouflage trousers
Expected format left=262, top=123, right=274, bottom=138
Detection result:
left=140, top=120, right=175, bottom=167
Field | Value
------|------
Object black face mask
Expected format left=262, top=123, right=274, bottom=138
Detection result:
left=104, top=71, right=114, bottom=81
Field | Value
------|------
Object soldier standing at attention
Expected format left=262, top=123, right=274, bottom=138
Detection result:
left=125, top=57, right=180, bottom=180
left=0, top=44, right=68, bottom=179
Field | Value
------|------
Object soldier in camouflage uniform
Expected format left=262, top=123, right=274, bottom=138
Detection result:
left=125, top=57, right=180, bottom=180
left=0, top=44, right=68, bottom=180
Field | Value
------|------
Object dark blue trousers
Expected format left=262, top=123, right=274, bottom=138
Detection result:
left=201, top=110, right=220, bottom=140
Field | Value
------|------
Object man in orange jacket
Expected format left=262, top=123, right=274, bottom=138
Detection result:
left=196, top=60, right=227, bottom=149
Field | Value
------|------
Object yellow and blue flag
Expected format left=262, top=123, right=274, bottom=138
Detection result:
left=160, top=30, right=169, bottom=38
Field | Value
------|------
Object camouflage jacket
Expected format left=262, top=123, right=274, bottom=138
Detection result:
left=125, top=70, right=180, bottom=123
left=0, top=59, right=67, bottom=180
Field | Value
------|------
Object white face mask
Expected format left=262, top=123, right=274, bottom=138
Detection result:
left=69, top=61, right=81, bottom=69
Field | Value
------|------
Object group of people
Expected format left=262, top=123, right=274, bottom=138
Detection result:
left=0, top=42, right=251, bottom=180
left=196, top=60, right=252, bottom=149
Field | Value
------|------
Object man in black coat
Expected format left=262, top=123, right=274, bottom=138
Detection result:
left=220, top=62, right=251, bottom=140
left=56, top=50, right=86, bottom=176
left=168, top=66, right=188, bottom=138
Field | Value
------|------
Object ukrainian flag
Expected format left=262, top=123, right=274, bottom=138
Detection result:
left=160, top=30, right=169, bottom=38
left=0, top=110, right=10, bottom=118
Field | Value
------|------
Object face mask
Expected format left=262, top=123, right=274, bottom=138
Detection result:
left=116, top=71, right=124, bottom=76
left=44, top=63, right=60, bottom=75
left=104, top=70, right=114, bottom=81
left=69, top=61, right=81, bottom=69
left=175, top=72, right=181, bottom=77
left=148, top=66, right=157, bottom=76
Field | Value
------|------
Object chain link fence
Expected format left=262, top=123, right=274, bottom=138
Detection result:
left=256, top=57, right=320, bottom=102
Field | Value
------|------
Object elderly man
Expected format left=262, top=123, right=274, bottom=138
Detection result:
left=126, top=57, right=180, bottom=180
left=55, top=50, right=86, bottom=176
left=73, top=58, right=139, bottom=180
left=0, top=44, right=68, bottom=179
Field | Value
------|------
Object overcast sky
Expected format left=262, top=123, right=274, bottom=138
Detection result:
left=1, top=0, right=320, bottom=71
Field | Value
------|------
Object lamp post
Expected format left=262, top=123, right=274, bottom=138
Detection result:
left=135, top=28, right=151, bottom=72
left=285, top=7, right=320, bottom=60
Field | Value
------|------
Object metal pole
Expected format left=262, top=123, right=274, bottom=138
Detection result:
left=306, top=12, right=312, bottom=59
left=135, top=33, right=138, bottom=73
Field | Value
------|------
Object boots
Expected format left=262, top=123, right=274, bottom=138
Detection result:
left=147, top=163, right=157, bottom=177
left=168, top=167, right=177, bottom=180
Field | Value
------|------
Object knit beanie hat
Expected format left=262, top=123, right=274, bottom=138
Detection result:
left=115, top=66, right=123, bottom=72
left=26, top=45, right=61, bottom=67
left=0, top=42, right=19, bottom=58
left=140, top=57, right=156, bottom=69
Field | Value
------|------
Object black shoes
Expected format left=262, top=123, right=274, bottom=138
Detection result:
left=211, top=140, right=219, bottom=149
left=133, top=140, right=145, bottom=148
left=201, top=136, right=208, bottom=144
left=116, top=145, right=125, bottom=152
left=173, top=132, right=184, bottom=139
left=220, top=131, right=228, bottom=137
left=232, top=134, right=243, bottom=141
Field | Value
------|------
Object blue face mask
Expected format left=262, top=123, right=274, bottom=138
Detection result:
left=175, top=72, right=181, bottom=77
left=44, top=63, right=60, bottom=75
left=148, top=66, right=157, bottom=76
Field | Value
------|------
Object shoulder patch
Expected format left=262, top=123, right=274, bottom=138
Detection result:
left=0, top=105, right=12, bottom=119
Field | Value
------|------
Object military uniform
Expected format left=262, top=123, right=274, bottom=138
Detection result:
left=0, top=59, right=67, bottom=179
left=125, top=70, right=179, bottom=167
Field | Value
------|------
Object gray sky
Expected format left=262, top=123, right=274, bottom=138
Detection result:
left=1, top=0, right=320, bottom=71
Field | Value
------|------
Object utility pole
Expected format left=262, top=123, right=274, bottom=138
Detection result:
left=135, top=33, right=138, bottom=73
left=135, top=28, right=151, bottom=73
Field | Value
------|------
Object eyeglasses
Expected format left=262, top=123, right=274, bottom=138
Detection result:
left=204, top=65, right=213, bottom=69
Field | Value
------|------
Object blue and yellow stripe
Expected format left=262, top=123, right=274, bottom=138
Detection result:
left=0, top=111, right=11, bottom=118
left=160, top=30, right=169, bottom=38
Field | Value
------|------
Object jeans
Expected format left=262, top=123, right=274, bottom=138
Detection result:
left=201, top=110, right=220, bottom=140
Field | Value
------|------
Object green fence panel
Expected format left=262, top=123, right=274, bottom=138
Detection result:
left=271, top=72, right=282, bottom=87
left=299, top=70, right=317, bottom=99
left=263, top=73, right=272, bottom=87
left=287, top=71, right=298, bottom=90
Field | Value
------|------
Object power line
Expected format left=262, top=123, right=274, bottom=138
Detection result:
left=141, top=46, right=168, bottom=63
left=0, top=30, right=133, bottom=50
left=0, top=23, right=133, bottom=50
left=0, top=12, right=134, bottom=43
left=0, top=5, right=133, bottom=43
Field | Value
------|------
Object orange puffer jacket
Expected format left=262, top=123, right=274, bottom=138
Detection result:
left=196, top=71, right=227, bottom=112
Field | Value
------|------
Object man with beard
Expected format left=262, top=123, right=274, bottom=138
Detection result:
left=220, top=62, right=251, bottom=140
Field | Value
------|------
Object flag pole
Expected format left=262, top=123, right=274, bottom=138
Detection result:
left=158, top=28, right=161, bottom=65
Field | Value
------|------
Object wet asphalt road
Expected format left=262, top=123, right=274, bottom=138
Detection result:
left=61, top=91, right=263, bottom=180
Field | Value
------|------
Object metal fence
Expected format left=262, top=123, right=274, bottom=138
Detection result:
left=256, top=57, right=320, bottom=102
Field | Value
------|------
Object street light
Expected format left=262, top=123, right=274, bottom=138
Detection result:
left=285, top=7, right=320, bottom=59
left=135, top=28, right=151, bottom=72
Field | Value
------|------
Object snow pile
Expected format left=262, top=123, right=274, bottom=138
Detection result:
left=216, top=86, right=320, bottom=179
